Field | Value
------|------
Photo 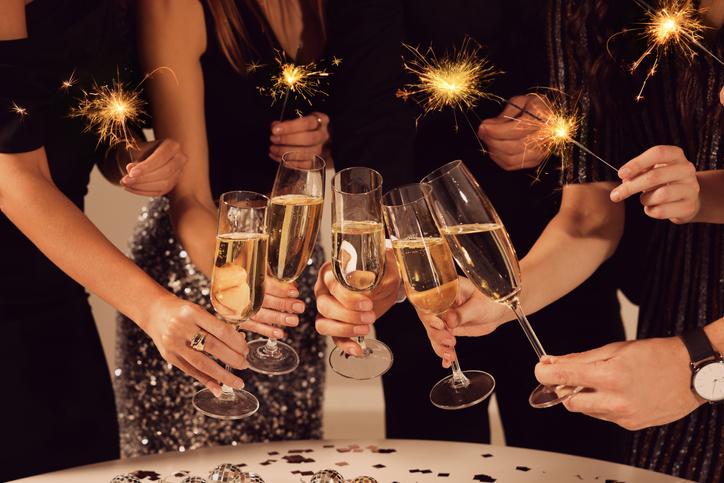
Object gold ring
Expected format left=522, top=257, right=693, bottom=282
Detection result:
left=315, top=116, right=323, bottom=130
left=190, top=331, right=207, bottom=352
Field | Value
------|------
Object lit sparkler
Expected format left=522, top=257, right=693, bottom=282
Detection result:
left=261, top=50, right=330, bottom=120
left=628, top=0, right=722, bottom=100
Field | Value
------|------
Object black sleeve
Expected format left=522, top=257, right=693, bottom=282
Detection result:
left=0, top=39, right=50, bottom=153
left=327, top=0, right=417, bottom=188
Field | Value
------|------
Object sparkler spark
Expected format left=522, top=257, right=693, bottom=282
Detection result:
left=61, top=70, right=78, bottom=91
left=332, top=56, right=343, bottom=67
left=10, top=101, right=28, bottom=118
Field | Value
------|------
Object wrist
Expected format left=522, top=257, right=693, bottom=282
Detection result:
left=125, top=286, right=177, bottom=333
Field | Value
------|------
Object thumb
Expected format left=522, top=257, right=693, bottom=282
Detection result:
left=544, top=341, right=624, bottom=364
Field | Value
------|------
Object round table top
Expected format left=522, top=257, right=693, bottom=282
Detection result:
left=12, top=439, right=692, bottom=483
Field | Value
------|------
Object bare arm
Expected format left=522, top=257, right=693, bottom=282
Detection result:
left=693, top=170, right=724, bottom=224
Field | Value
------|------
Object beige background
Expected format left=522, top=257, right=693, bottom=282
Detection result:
left=84, top=167, right=638, bottom=445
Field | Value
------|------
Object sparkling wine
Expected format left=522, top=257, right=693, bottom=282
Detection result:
left=268, top=194, right=323, bottom=282
left=211, top=232, right=268, bottom=321
left=332, top=220, right=386, bottom=291
left=440, top=223, right=521, bottom=302
left=392, top=237, right=459, bottom=315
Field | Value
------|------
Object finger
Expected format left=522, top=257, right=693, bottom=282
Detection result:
left=542, top=342, right=623, bottom=364
left=479, top=119, right=538, bottom=141
left=252, top=307, right=299, bottom=327
left=534, top=360, right=611, bottom=389
left=323, top=269, right=375, bottom=311
left=266, top=278, right=299, bottom=298
left=316, top=317, right=371, bottom=338
left=316, top=293, right=376, bottom=326
left=645, top=199, right=698, bottom=222
left=270, top=129, right=328, bottom=147
left=561, top=391, right=612, bottom=415
left=263, top=293, right=305, bottom=314
left=194, top=311, right=249, bottom=356
left=270, top=145, right=323, bottom=159
left=237, top=319, right=285, bottom=339
left=610, top=162, right=695, bottom=202
left=201, top=332, right=248, bottom=370
left=272, top=112, right=329, bottom=135
left=181, top=347, right=246, bottom=389
left=124, top=153, right=185, bottom=185
left=331, top=336, right=364, bottom=357
left=639, top=183, right=692, bottom=207
left=128, top=139, right=181, bottom=174
left=121, top=179, right=176, bottom=196
left=617, top=145, right=687, bottom=180
left=172, top=355, right=222, bottom=396
left=419, top=312, right=446, bottom=331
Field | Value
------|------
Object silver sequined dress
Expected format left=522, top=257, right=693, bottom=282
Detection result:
left=114, top=197, right=325, bottom=457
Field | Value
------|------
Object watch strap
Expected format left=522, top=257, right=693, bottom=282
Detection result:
left=681, top=327, right=718, bottom=365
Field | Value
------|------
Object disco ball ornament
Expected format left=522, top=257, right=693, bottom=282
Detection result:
left=351, top=477, right=378, bottom=483
left=180, top=477, right=207, bottom=483
left=208, top=463, right=242, bottom=482
left=239, top=473, right=265, bottom=483
left=310, top=469, right=345, bottom=483
left=111, top=475, right=141, bottom=483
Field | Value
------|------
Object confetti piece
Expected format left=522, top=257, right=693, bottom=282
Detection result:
left=323, top=444, right=335, bottom=448
left=420, top=469, right=432, bottom=474
left=372, top=464, right=386, bottom=469
left=335, top=462, right=349, bottom=467
left=481, top=453, right=493, bottom=458
left=268, top=451, right=280, bottom=455
left=515, top=466, right=531, bottom=472
left=438, top=473, right=450, bottom=477
left=283, top=455, right=315, bottom=464
left=377, top=448, right=396, bottom=454
left=473, top=475, right=496, bottom=482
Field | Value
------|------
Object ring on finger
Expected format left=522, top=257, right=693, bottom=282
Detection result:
left=190, top=330, right=207, bottom=352
left=315, top=115, right=323, bottom=130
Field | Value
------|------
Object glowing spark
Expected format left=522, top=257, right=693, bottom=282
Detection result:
left=10, top=101, right=28, bottom=118
left=332, top=56, right=343, bottom=67
left=71, top=77, right=145, bottom=149
left=628, top=0, right=719, bottom=100
left=264, top=51, right=329, bottom=103
left=60, top=70, right=78, bottom=91
left=401, top=38, right=500, bottom=115
left=246, top=61, right=263, bottom=74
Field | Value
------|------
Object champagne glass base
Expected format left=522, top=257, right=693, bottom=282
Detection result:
left=529, top=383, right=583, bottom=408
left=329, top=339, right=393, bottom=380
left=192, top=388, right=260, bottom=420
left=430, top=370, right=496, bottom=410
left=246, top=339, right=300, bottom=375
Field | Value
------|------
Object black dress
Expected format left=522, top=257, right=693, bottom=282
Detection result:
left=114, top=0, right=327, bottom=457
left=0, top=1, right=122, bottom=480
left=550, top=0, right=724, bottom=481
left=328, top=0, right=626, bottom=462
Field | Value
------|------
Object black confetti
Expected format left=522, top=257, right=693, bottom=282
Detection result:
left=235, top=463, right=247, bottom=468
left=260, top=459, right=277, bottom=466
left=335, top=462, right=349, bottom=466
left=421, top=469, right=432, bottom=474
left=130, top=470, right=161, bottom=480
left=300, top=470, right=315, bottom=476
left=323, top=444, right=335, bottom=448
left=288, top=449, right=305, bottom=453
left=409, top=469, right=420, bottom=473
left=438, top=473, right=450, bottom=477
left=515, top=466, right=531, bottom=472
left=283, top=454, right=315, bottom=464
left=373, top=464, right=386, bottom=469
left=377, top=448, right=396, bottom=454
left=473, top=475, right=496, bottom=482
left=268, top=451, right=279, bottom=455
left=173, top=471, right=190, bottom=477
left=605, top=480, right=625, bottom=483
left=481, top=453, right=493, bottom=458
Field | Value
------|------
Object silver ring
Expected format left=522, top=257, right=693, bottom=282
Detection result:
left=190, top=331, right=207, bottom=352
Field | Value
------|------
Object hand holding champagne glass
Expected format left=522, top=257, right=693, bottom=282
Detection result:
left=383, top=184, right=495, bottom=409
left=192, top=191, right=268, bottom=419
left=422, top=161, right=583, bottom=408
left=246, top=152, right=326, bottom=375
left=327, top=167, right=394, bottom=379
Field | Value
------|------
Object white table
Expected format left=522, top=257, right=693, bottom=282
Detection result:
left=12, top=439, right=692, bottom=483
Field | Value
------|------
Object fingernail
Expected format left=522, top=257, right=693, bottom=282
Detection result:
left=443, top=352, right=452, bottom=360
left=273, top=126, right=282, bottom=134
left=285, top=315, right=299, bottom=326
left=354, top=325, right=369, bottom=335
left=288, top=289, right=299, bottom=298
left=273, top=329, right=284, bottom=338
left=361, top=312, right=375, bottom=324
left=270, top=135, right=280, bottom=143
left=129, top=167, right=141, bottom=177
left=120, top=176, right=130, bottom=185
left=618, top=167, right=630, bottom=179
left=292, top=302, right=305, bottom=313
left=610, top=189, right=621, bottom=202
left=357, top=300, right=373, bottom=311
left=350, top=346, right=362, bottom=356
left=235, top=380, right=245, bottom=389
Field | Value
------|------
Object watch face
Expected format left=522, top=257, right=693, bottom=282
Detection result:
left=693, top=361, right=724, bottom=401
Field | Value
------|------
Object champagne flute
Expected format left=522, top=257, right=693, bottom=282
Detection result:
left=192, top=191, right=268, bottom=419
left=246, top=151, right=326, bottom=375
left=328, top=167, right=394, bottom=379
left=421, top=160, right=583, bottom=408
left=383, top=184, right=496, bottom=409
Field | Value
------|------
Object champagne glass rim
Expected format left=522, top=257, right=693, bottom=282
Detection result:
left=420, top=159, right=464, bottom=185
left=382, top=183, right=426, bottom=207
left=332, top=166, right=383, bottom=195
left=219, top=190, right=269, bottom=208
left=280, top=151, right=327, bottom=172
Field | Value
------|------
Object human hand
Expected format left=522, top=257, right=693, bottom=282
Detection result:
left=119, top=139, right=187, bottom=196
left=269, top=112, right=330, bottom=162
left=314, top=250, right=400, bottom=356
left=237, top=278, right=306, bottom=338
left=142, top=294, right=249, bottom=397
left=610, top=145, right=700, bottom=224
left=478, top=94, right=549, bottom=171
left=534, top=337, right=702, bottom=430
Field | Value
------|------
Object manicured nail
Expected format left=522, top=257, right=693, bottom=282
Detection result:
left=285, top=315, right=299, bottom=326
left=292, top=302, right=305, bottom=313
left=610, top=188, right=621, bottom=202
left=273, top=126, right=282, bottom=134
left=288, top=289, right=299, bottom=298
left=270, top=135, right=280, bottom=143
left=361, top=312, right=375, bottom=324
left=273, top=329, right=284, bottom=338
left=129, top=167, right=142, bottom=178
left=354, top=325, right=369, bottom=335
left=618, top=167, right=630, bottom=179
left=443, top=352, right=452, bottom=360
left=211, top=386, right=222, bottom=397
left=357, top=300, right=373, bottom=311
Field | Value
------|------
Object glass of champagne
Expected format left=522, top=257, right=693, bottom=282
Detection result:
left=192, top=191, right=268, bottom=419
left=421, top=160, right=583, bottom=408
left=383, top=184, right=496, bottom=409
left=328, top=167, right=394, bottom=379
left=246, top=151, right=326, bottom=375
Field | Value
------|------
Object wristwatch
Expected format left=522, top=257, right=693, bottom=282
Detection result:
left=680, top=327, right=724, bottom=403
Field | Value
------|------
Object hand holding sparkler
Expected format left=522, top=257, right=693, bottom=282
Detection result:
left=118, top=139, right=188, bottom=196
left=268, top=112, right=330, bottom=162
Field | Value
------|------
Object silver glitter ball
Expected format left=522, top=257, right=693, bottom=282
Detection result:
left=180, top=477, right=207, bottom=483
left=239, top=473, right=265, bottom=483
left=309, top=469, right=345, bottom=483
left=209, top=463, right=241, bottom=482
left=351, top=478, right=378, bottom=483
left=111, top=476, right=141, bottom=483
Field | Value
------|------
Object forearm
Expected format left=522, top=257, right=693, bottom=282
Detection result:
left=704, top=316, right=724, bottom=353
left=693, top=170, right=724, bottom=224
left=0, top=150, right=169, bottom=327
left=169, top=193, right=217, bottom=277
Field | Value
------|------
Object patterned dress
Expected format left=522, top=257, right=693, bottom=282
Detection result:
left=550, top=1, right=724, bottom=481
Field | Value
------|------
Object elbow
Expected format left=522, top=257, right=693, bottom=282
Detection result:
left=560, top=202, right=624, bottom=260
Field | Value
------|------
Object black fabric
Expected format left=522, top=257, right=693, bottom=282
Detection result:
left=0, top=1, right=122, bottom=479
left=329, top=0, right=626, bottom=462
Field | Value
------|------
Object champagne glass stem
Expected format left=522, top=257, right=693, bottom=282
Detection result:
left=507, top=296, right=547, bottom=359
left=219, top=364, right=237, bottom=401
left=263, top=336, right=279, bottom=353
left=450, top=359, right=471, bottom=388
